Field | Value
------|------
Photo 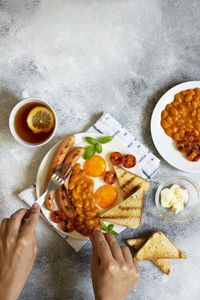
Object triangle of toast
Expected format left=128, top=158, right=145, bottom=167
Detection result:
left=99, top=188, right=144, bottom=229
left=114, top=166, right=150, bottom=199
left=127, top=237, right=148, bottom=249
left=135, top=231, right=186, bottom=260
left=126, top=237, right=170, bottom=275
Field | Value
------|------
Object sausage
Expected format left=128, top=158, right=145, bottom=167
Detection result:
left=44, top=135, right=75, bottom=211
left=56, top=147, right=84, bottom=218
left=57, top=186, right=75, bottom=219
left=45, top=193, right=56, bottom=211
left=44, top=134, right=75, bottom=191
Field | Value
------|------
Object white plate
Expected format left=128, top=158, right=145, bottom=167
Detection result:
left=36, top=132, right=143, bottom=240
left=151, top=81, right=200, bottom=173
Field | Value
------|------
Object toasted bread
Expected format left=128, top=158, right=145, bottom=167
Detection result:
left=135, top=231, right=186, bottom=260
left=114, top=166, right=150, bottom=199
left=126, top=237, right=148, bottom=249
left=99, top=188, right=144, bottom=229
left=126, top=237, right=170, bottom=275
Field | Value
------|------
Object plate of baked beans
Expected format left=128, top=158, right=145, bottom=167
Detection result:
left=151, top=81, right=200, bottom=172
left=36, top=132, right=143, bottom=240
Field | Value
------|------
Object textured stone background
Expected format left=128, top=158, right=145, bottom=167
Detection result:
left=0, top=0, right=200, bottom=299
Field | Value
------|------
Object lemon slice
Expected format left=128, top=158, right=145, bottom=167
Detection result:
left=27, top=106, right=55, bottom=133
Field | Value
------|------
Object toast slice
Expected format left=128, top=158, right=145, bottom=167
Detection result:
left=114, top=166, right=150, bottom=199
left=126, top=237, right=171, bottom=275
left=126, top=237, right=148, bottom=249
left=135, top=231, right=186, bottom=260
left=99, top=188, right=144, bottom=229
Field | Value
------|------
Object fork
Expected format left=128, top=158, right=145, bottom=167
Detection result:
left=36, top=162, right=73, bottom=206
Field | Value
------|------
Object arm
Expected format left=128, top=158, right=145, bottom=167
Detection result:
left=0, top=203, right=40, bottom=300
left=90, top=228, right=140, bottom=300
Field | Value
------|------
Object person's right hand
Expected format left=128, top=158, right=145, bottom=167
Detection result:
left=0, top=203, right=40, bottom=300
left=90, top=228, right=140, bottom=300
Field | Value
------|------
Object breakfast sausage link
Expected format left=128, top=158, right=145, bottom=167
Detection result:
left=57, top=186, right=75, bottom=219
left=45, top=193, right=56, bottom=211
left=44, top=134, right=75, bottom=211
left=56, top=147, right=85, bottom=218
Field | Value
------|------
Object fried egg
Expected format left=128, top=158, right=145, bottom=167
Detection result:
left=84, top=155, right=106, bottom=177
left=95, top=185, right=118, bottom=208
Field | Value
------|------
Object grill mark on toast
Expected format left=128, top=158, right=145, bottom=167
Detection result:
left=123, top=185, right=141, bottom=198
left=120, top=172, right=126, bottom=178
left=101, top=216, right=140, bottom=219
left=118, top=206, right=141, bottom=210
left=121, top=179, right=136, bottom=190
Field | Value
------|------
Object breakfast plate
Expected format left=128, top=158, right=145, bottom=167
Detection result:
left=151, top=81, right=200, bottom=173
left=36, top=132, right=144, bottom=240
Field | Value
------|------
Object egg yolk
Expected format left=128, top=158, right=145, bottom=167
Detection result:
left=84, top=155, right=106, bottom=177
left=95, top=185, right=118, bottom=208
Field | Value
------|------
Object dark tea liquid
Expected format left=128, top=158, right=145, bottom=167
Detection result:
left=14, top=102, right=54, bottom=144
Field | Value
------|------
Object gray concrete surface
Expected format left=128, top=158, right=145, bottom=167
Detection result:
left=1, top=0, right=200, bottom=299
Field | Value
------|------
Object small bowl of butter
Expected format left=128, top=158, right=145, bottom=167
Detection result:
left=155, top=176, right=200, bottom=222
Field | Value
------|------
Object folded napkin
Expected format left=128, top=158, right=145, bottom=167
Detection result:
left=18, top=113, right=160, bottom=252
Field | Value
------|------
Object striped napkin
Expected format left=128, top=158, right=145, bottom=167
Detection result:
left=18, top=113, right=160, bottom=252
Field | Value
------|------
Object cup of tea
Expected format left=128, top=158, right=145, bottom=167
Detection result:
left=9, top=90, right=57, bottom=147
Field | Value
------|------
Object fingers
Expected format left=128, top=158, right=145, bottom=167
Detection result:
left=20, top=203, right=40, bottom=236
left=93, top=228, right=112, bottom=263
left=7, top=209, right=27, bottom=239
left=133, top=256, right=140, bottom=274
left=89, top=234, right=95, bottom=245
left=105, top=233, right=124, bottom=262
left=90, top=235, right=100, bottom=269
left=0, top=218, right=8, bottom=238
left=121, top=246, right=133, bottom=266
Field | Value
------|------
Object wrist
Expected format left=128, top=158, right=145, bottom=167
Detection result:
left=0, top=273, right=23, bottom=300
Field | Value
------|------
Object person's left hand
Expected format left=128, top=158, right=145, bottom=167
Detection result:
left=90, top=228, right=140, bottom=300
left=0, top=203, right=40, bottom=300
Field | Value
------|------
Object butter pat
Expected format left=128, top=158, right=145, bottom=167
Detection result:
left=161, top=184, right=189, bottom=214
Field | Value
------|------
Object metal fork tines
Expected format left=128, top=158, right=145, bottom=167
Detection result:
left=36, top=162, right=74, bottom=206
left=53, top=162, right=73, bottom=185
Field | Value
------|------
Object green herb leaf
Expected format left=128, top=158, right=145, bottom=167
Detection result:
left=100, top=222, right=118, bottom=235
left=109, top=229, right=118, bottom=236
left=98, top=136, right=114, bottom=144
left=100, top=221, right=107, bottom=231
left=85, top=136, right=97, bottom=145
left=83, top=145, right=96, bottom=159
left=95, top=142, right=103, bottom=154
left=108, top=224, right=114, bottom=231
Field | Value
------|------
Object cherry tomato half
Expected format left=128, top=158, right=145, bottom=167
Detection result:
left=110, top=152, right=123, bottom=165
left=176, top=140, right=190, bottom=153
left=184, top=131, right=197, bottom=142
left=122, top=154, right=136, bottom=168
left=51, top=210, right=65, bottom=223
left=191, top=140, right=200, bottom=152
left=61, top=219, right=75, bottom=233
left=104, top=170, right=117, bottom=185
left=186, top=149, right=200, bottom=162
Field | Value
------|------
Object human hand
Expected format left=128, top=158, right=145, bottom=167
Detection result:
left=0, top=203, right=40, bottom=300
left=90, top=228, right=140, bottom=300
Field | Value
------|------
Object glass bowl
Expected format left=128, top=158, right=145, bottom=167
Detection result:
left=155, top=176, right=200, bottom=222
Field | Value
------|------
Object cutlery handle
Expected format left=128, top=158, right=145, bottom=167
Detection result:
left=35, top=191, right=47, bottom=206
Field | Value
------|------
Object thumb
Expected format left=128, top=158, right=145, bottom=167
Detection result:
left=20, top=203, right=40, bottom=235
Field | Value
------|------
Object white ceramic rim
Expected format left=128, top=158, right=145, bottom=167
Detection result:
left=151, top=81, right=200, bottom=172
left=9, top=98, right=57, bottom=147
left=155, top=176, right=200, bottom=222
left=36, top=132, right=144, bottom=240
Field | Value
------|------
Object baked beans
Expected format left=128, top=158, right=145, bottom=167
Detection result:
left=161, top=88, right=200, bottom=141
left=69, top=163, right=101, bottom=236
